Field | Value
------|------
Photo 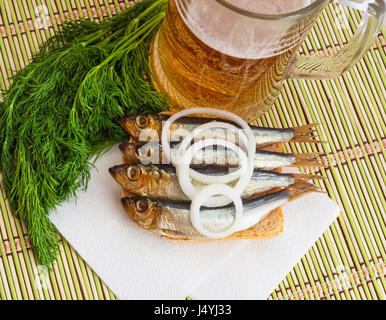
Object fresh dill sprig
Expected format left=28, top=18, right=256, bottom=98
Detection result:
left=0, top=0, right=168, bottom=265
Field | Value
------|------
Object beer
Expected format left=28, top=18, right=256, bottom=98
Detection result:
left=150, top=0, right=312, bottom=121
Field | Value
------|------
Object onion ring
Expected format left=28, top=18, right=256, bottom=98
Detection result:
left=177, top=138, right=248, bottom=206
left=190, top=184, right=242, bottom=239
left=176, top=121, right=249, bottom=184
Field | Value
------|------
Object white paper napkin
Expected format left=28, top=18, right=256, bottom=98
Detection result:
left=188, top=192, right=339, bottom=299
left=49, top=145, right=339, bottom=300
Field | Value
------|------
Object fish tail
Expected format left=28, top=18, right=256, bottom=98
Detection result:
left=291, top=153, right=322, bottom=168
left=291, top=124, right=327, bottom=144
left=293, top=123, right=318, bottom=135
left=291, top=158, right=322, bottom=168
left=294, top=152, right=323, bottom=159
left=291, top=136, right=328, bottom=144
left=287, top=182, right=323, bottom=202
left=293, top=173, right=325, bottom=182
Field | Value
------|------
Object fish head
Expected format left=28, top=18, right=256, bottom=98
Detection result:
left=109, top=164, right=156, bottom=191
left=119, top=142, right=141, bottom=163
left=109, top=164, right=133, bottom=189
left=119, top=115, right=163, bottom=142
left=121, top=197, right=161, bottom=230
left=120, top=141, right=163, bottom=165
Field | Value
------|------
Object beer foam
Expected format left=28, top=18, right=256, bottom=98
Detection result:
left=179, top=0, right=312, bottom=59
left=224, top=0, right=312, bottom=14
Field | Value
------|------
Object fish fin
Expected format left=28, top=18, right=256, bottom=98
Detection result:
left=160, top=229, right=188, bottom=238
left=287, top=182, right=323, bottom=202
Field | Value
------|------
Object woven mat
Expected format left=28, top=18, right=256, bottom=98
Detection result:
left=0, top=0, right=385, bottom=300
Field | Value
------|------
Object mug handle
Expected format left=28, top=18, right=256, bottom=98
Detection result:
left=287, top=0, right=385, bottom=79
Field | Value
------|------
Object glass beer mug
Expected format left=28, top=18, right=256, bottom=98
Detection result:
left=150, top=0, right=385, bottom=122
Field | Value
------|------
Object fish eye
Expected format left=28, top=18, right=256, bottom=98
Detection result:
left=136, top=199, right=149, bottom=213
left=136, top=116, right=149, bottom=129
left=127, top=166, right=141, bottom=181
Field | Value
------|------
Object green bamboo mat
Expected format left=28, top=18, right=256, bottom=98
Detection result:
left=0, top=0, right=385, bottom=300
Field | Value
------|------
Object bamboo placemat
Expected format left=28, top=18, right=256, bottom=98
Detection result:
left=0, top=0, right=385, bottom=300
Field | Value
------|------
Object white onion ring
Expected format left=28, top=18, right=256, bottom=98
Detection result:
left=177, top=139, right=248, bottom=207
left=161, top=108, right=256, bottom=191
left=190, top=184, right=242, bottom=239
left=176, top=121, right=249, bottom=184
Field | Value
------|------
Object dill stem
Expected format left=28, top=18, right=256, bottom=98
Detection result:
left=135, top=0, right=168, bottom=22
left=82, top=29, right=111, bottom=46
left=99, top=28, right=126, bottom=46
left=112, top=12, right=165, bottom=55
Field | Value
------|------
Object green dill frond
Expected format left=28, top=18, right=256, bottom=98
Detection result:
left=0, top=0, right=169, bottom=266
